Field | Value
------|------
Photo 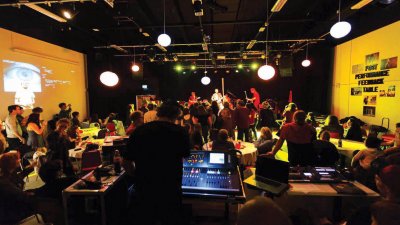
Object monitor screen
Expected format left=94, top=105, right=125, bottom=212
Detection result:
left=209, top=153, right=225, bottom=164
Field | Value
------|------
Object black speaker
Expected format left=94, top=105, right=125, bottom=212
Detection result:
left=279, top=55, right=293, bottom=77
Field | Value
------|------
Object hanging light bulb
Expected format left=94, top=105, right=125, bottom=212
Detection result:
left=131, top=48, right=140, bottom=72
left=157, top=0, right=171, bottom=47
left=301, top=42, right=311, bottom=67
left=301, top=59, right=311, bottom=67
left=201, top=76, right=211, bottom=85
left=330, top=0, right=351, bottom=39
left=201, top=51, right=211, bottom=85
left=258, top=65, right=275, bottom=80
left=258, top=0, right=275, bottom=81
left=100, top=71, right=119, bottom=87
left=330, top=21, right=351, bottom=39
left=131, top=64, right=140, bottom=72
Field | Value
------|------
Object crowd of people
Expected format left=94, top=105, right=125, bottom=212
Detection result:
left=1, top=89, right=400, bottom=224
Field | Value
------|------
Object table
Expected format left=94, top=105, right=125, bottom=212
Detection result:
left=80, top=127, right=101, bottom=138
left=203, top=141, right=258, bottom=165
left=68, top=138, right=105, bottom=159
left=245, top=168, right=379, bottom=221
left=62, top=170, right=127, bottom=225
left=330, top=138, right=365, bottom=159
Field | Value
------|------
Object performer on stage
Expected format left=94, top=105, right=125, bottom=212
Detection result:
left=188, top=91, right=197, bottom=107
left=211, top=89, right=224, bottom=110
left=247, top=88, right=261, bottom=110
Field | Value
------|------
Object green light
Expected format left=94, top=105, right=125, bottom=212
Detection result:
left=250, top=62, right=259, bottom=70
left=238, top=63, right=243, bottom=69
left=190, top=65, right=196, bottom=70
left=175, top=65, right=183, bottom=72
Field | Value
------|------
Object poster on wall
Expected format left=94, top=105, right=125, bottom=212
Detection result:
left=363, top=106, right=376, bottom=117
left=365, top=52, right=379, bottom=65
left=380, top=57, right=398, bottom=70
left=379, top=89, right=387, bottom=97
left=363, top=95, right=377, bottom=105
left=387, top=85, right=396, bottom=97
left=351, top=87, right=362, bottom=96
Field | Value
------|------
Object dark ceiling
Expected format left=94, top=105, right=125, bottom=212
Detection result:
left=0, top=0, right=399, bottom=67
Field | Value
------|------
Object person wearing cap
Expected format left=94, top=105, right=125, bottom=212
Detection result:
left=123, top=100, right=190, bottom=225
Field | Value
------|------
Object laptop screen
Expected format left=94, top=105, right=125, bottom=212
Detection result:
left=256, top=157, right=289, bottom=184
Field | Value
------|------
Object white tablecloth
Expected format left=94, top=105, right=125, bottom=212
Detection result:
left=203, top=141, right=258, bottom=165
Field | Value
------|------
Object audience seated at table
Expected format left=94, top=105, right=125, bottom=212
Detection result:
left=253, top=127, right=275, bottom=155
left=268, top=110, right=317, bottom=166
left=0, top=152, right=34, bottom=224
left=312, top=131, right=339, bottom=167
left=71, top=111, right=81, bottom=127
left=46, top=118, right=75, bottom=176
left=237, top=196, right=292, bottom=225
left=0, top=120, right=7, bottom=154
left=212, top=129, right=235, bottom=152
left=319, top=115, right=344, bottom=139
left=351, top=136, right=383, bottom=190
left=345, top=118, right=364, bottom=142
left=305, top=112, right=318, bottom=128
left=382, top=122, right=400, bottom=154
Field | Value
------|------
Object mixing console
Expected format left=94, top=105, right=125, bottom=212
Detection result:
left=182, top=151, right=242, bottom=195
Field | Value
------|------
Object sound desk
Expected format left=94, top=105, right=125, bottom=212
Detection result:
left=182, top=151, right=245, bottom=200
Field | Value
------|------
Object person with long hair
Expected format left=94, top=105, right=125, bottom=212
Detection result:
left=220, top=102, right=235, bottom=138
left=319, top=115, right=344, bottom=138
left=254, top=127, right=275, bottom=155
left=282, top=102, right=297, bottom=124
left=0, top=152, right=34, bottom=224
left=345, top=118, right=364, bottom=142
left=26, top=112, right=47, bottom=150
left=46, top=118, right=74, bottom=176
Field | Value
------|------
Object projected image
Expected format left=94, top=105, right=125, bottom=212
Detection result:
left=3, top=60, right=42, bottom=109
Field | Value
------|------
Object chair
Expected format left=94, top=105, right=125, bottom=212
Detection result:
left=329, top=132, right=340, bottom=139
left=81, top=150, right=102, bottom=173
left=16, top=214, right=46, bottom=225
left=97, top=129, right=107, bottom=139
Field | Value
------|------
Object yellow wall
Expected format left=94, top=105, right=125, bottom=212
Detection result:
left=332, top=21, right=400, bottom=132
left=0, top=28, right=87, bottom=121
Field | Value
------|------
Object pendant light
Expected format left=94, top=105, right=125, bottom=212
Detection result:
left=258, top=0, right=275, bottom=80
left=100, top=71, right=119, bottom=87
left=157, top=0, right=171, bottom=47
left=301, top=42, right=311, bottom=67
left=330, top=0, right=352, bottom=39
left=131, top=48, right=140, bottom=72
left=201, top=54, right=211, bottom=85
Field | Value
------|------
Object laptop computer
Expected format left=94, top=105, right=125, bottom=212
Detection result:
left=244, top=156, right=290, bottom=196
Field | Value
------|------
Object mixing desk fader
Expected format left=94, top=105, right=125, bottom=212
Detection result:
left=182, top=151, right=243, bottom=195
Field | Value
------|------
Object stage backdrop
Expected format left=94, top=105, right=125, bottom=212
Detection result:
left=332, top=21, right=400, bottom=132
left=0, top=28, right=88, bottom=121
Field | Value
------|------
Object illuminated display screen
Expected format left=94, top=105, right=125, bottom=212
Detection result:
left=209, top=153, right=225, bottom=164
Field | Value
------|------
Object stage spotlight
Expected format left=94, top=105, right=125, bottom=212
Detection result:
left=190, top=65, right=196, bottom=70
left=235, top=69, right=239, bottom=73
left=183, top=71, right=186, bottom=74
left=214, top=70, right=218, bottom=74
left=225, top=70, right=230, bottom=74
left=250, top=62, right=259, bottom=70
left=175, top=64, right=183, bottom=72
left=237, top=63, right=243, bottom=69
